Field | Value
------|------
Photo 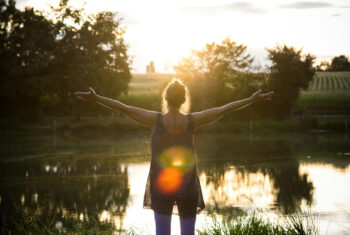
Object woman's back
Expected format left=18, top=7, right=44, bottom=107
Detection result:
left=143, top=112, right=205, bottom=216
left=161, top=112, right=189, bottom=135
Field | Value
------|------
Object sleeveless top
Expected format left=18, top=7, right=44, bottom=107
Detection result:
left=143, top=113, right=205, bottom=214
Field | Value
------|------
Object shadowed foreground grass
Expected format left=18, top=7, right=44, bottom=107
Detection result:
left=10, top=216, right=116, bottom=235
left=8, top=213, right=319, bottom=235
left=197, top=213, right=319, bottom=235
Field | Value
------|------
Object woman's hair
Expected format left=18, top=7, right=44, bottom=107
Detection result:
left=162, top=78, right=190, bottom=114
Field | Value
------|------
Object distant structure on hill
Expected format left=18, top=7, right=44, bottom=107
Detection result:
left=146, top=61, right=155, bottom=74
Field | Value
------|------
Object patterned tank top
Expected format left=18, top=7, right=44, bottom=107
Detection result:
left=143, top=113, right=205, bottom=215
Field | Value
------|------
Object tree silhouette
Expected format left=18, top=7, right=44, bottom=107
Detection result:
left=315, top=60, right=330, bottom=71
left=0, top=0, right=131, bottom=120
left=174, top=38, right=257, bottom=111
left=327, top=55, right=350, bottom=71
left=265, top=45, right=315, bottom=119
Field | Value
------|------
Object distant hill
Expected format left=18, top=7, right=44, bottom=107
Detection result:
left=128, top=72, right=350, bottom=115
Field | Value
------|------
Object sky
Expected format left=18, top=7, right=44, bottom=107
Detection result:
left=16, top=0, right=350, bottom=73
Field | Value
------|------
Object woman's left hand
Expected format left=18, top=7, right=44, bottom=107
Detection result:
left=74, top=87, right=97, bottom=100
left=250, top=89, right=274, bottom=102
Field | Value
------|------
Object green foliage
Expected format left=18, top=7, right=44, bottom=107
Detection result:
left=197, top=213, right=319, bottom=235
left=9, top=212, right=319, bottom=235
left=296, top=72, right=350, bottom=115
left=327, top=55, right=350, bottom=71
left=265, top=45, right=315, bottom=119
left=174, top=38, right=259, bottom=111
left=10, top=215, right=115, bottom=235
left=0, top=0, right=131, bottom=120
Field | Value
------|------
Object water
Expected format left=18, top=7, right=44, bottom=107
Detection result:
left=0, top=131, right=349, bottom=234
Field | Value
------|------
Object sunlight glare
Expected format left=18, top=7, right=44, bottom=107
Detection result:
left=156, top=168, right=184, bottom=195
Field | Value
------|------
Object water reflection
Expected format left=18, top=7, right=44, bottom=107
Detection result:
left=197, top=134, right=350, bottom=214
left=0, top=156, right=130, bottom=231
left=0, top=132, right=350, bottom=234
left=199, top=161, right=313, bottom=215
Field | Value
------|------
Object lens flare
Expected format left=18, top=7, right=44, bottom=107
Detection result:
left=156, top=168, right=184, bottom=195
left=159, top=147, right=195, bottom=173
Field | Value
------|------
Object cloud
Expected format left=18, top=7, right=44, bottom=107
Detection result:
left=225, top=2, right=267, bottom=14
left=331, top=13, right=342, bottom=17
left=180, top=6, right=221, bottom=16
left=279, top=1, right=333, bottom=9
left=180, top=1, right=266, bottom=16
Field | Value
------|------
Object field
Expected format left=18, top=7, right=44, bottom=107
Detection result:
left=307, top=72, right=350, bottom=92
left=126, top=73, right=174, bottom=95
left=124, top=72, right=350, bottom=115
left=297, top=72, right=350, bottom=115
left=119, top=73, right=174, bottom=111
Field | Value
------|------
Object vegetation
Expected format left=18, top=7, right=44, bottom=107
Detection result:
left=174, top=37, right=258, bottom=111
left=1, top=72, right=349, bottom=132
left=197, top=213, right=319, bottom=235
left=296, top=72, right=350, bottom=115
left=7, top=213, right=319, bottom=235
left=174, top=39, right=317, bottom=120
left=328, top=55, right=350, bottom=71
left=265, top=45, right=315, bottom=119
left=0, top=1, right=347, bottom=128
left=316, top=55, right=350, bottom=71
left=9, top=215, right=116, bottom=235
left=0, top=0, right=131, bottom=121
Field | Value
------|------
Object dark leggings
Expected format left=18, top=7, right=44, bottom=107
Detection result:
left=154, top=212, right=196, bottom=235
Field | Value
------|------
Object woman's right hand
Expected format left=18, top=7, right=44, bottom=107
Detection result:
left=74, top=87, right=97, bottom=100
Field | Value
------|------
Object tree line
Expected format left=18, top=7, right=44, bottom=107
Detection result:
left=175, top=39, right=315, bottom=119
left=0, top=0, right=131, bottom=121
left=316, top=55, right=350, bottom=71
left=2, top=0, right=347, bottom=123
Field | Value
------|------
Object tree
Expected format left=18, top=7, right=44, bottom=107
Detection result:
left=174, top=38, right=257, bottom=110
left=0, top=0, right=132, bottom=120
left=146, top=61, right=155, bottom=73
left=315, top=60, right=330, bottom=71
left=266, top=45, right=315, bottom=119
left=327, top=55, right=350, bottom=71
left=0, top=0, right=57, bottom=119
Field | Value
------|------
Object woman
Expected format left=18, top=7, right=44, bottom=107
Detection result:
left=75, top=79, right=273, bottom=235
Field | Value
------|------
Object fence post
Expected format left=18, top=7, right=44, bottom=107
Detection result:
left=53, top=119, right=57, bottom=132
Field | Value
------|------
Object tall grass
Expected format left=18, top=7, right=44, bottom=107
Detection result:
left=8, top=212, right=320, bottom=235
left=9, top=215, right=116, bottom=235
left=197, top=212, right=319, bottom=235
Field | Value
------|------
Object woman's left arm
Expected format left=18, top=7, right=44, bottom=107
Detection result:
left=192, top=90, right=273, bottom=130
left=75, top=87, right=158, bottom=128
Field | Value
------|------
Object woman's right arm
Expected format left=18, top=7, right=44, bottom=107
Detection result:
left=192, top=89, right=273, bottom=131
left=75, top=88, right=158, bottom=128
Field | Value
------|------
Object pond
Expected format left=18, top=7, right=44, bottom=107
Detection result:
left=0, top=131, right=349, bottom=234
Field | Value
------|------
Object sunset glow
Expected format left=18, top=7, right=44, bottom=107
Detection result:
left=156, top=167, right=184, bottom=194
left=16, top=0, right=350, bottom=72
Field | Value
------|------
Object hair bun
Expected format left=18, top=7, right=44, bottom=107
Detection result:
left=162, top=78, right=191, bottom=113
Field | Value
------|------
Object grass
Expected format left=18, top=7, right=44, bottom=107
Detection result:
left=197, top=213, right=319, bottom=235
left=9, top=215, right=116, bottom=235
left=7, top=212, right=320, bottom=235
